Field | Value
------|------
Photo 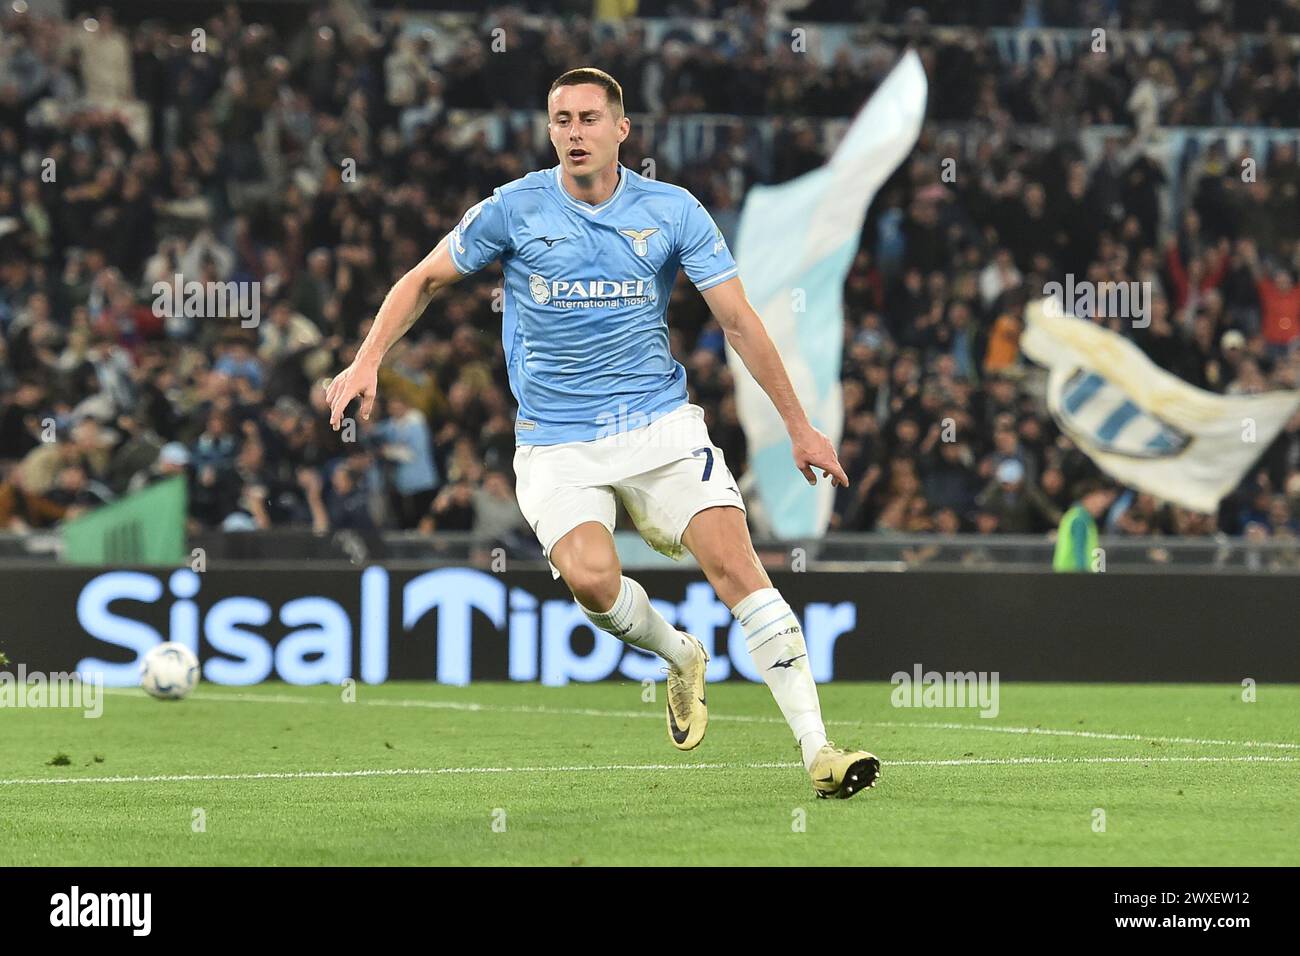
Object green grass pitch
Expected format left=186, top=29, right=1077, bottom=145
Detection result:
left=3, top=681, right=1297, bottom=866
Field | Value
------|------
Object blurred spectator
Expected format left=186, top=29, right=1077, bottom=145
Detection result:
left=373, top=395, right=439, bottom=529
left=425, top=480, right=474, bottom=532
left=325, top=460, right=376, bottom=531
left=472, top=468, right=528, bottom=542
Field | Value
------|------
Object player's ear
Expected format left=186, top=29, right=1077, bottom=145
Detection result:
left=617, top=115, right=630, bottom=142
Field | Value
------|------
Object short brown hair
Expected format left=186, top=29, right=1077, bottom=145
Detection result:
left=1074, top=477, right=1114, bottom=500
left=548, top=67, right=624, bottom=118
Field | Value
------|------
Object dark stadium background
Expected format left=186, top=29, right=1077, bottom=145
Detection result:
left=2, top=0, right=1299, bottom=568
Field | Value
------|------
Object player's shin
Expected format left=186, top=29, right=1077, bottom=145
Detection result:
left=579, top=575, right=694, bottom=668
left=734, top=587, right=829, bottom=770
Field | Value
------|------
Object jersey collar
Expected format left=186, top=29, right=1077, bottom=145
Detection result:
left=553, top=163, right=629, bottom=217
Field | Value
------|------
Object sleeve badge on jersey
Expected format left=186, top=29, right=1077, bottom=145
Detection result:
left=453, top=198, right=491, bottom=254
left=618, top=227, right=659, bottom=257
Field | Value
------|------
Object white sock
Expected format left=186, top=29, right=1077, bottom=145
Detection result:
left=581, top=576, right=695, bottom=669
left=734, top=587, right=828, bottom=770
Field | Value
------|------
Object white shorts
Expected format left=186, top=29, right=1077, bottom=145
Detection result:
left=513, top=403, right=746, bottom=577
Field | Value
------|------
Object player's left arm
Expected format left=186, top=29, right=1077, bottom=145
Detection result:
left=700, top=276, right=848, bottom=488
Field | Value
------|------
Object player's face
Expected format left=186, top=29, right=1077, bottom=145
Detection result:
left=547, top=84, right=628, bottom=175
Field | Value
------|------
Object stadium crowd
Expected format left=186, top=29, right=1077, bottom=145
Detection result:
left=1, top=1, right=1299, bottom=546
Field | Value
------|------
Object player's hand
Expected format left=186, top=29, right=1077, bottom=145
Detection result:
left=325, top=359, right=379, bottom=430
left=790, top=422, right=849, bottom=488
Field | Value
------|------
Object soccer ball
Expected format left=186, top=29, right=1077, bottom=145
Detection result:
left=140, top=642, right=200, bottom=700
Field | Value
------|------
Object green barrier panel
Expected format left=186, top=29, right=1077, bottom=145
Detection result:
left=61, top=476, right=187, bottom=566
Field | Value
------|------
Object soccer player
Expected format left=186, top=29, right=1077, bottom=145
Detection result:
left=326, top=68, right=879, bottom=798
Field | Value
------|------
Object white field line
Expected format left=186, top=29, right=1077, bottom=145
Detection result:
left=3, top=754, right=1298, bottom=787
left=101, top=689, right=1300, bottom=752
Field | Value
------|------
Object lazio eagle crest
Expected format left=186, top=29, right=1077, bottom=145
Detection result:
left=618, top=227, right=659, bottom=257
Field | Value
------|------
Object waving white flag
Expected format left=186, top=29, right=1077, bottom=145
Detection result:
left=1022, top=300, right=1300, bottom=512
left=729, top=50, right=928, bottom=538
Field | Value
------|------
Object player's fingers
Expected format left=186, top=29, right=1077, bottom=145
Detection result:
left=800, top=464, right=816, bottom=485
left=325, top=375, right=344, bottom=415
left=360, top=388, right=377, bottom=422
left=329, top=387, right=352, bottom=430
left=830, top=460, right=849, bottom=488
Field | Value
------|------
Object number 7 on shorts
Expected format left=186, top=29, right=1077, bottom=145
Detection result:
left=692, top=446, right=713, bottom=481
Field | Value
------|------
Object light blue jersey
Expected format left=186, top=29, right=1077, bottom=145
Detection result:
left=447, top=164, right=738, bottom=445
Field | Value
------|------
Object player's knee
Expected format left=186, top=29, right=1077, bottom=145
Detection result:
left=707, top=547, right=769, bottom=601
left=562, top=554, right=622, bottom=611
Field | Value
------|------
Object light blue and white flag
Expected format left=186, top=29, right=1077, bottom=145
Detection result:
left=1022, top=300, right=1300, bottom=513
left=729, top=50, right=927, bottom=537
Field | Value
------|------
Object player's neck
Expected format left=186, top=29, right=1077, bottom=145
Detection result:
left=560, top=162, right=621, bottom=207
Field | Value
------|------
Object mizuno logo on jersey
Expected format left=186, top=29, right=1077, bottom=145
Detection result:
left=618, top=227, right=659, bottom=257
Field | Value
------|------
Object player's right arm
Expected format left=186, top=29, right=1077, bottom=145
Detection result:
left=327, top=192, right=509, bottom=430
left=326, top=236, right=462, bottom=429
left=676, top=193, right=846, bottom=489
